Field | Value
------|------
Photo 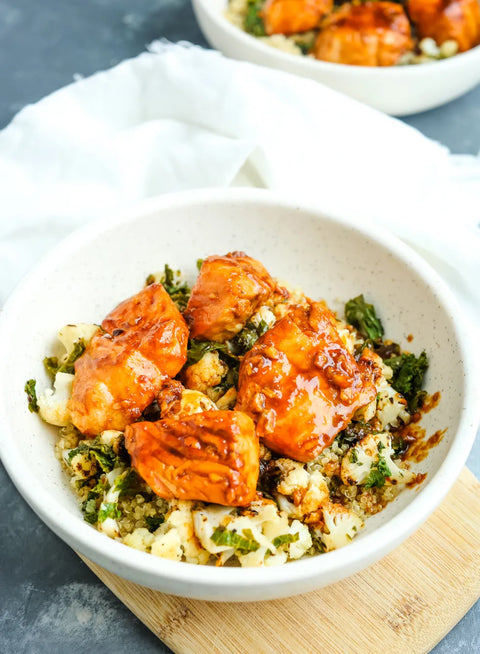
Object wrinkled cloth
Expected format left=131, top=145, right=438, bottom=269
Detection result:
left=0, top=41, right=479, bottom=327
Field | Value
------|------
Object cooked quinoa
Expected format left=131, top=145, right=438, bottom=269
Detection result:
left=30, top=262, right=430, bottom=568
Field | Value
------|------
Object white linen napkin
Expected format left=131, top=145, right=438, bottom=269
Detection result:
left=0, top=41, right=479, bottom=326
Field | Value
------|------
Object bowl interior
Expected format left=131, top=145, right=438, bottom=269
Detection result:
left=0, top=189, right=472, bottom=594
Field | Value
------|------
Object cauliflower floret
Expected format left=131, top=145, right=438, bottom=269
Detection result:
left=98, top=516, right=121, bottom=540
left=376, top=374, right=410, bottom=429
left=320, top=503, right=363, bottom=551
left=250, top=305, right=276, bottom=330
left=184, top=351, right=227, bottom=394
left=192, top=505, right=236, bottom=554
left=99, top=429, right=123, bottom=447
left=67, top=450, right=96, bottom=479
left=276, top=459, right=310, bottom=495
left=58, top=323, right=99, bottom=360
left=336, top=322, right=362, bottom=356
left=177, top=389, right=217, bottom=416
left=341, top=432, right=415, bottom=486
left=288, top=520, right=313, bottom=559
left=151, top=528, right=185, bottom=561
left=215, top=387, right=237, bottom=410
left=165, top=500, right=210, bottom=564
left=38, top=371, right=74, bottom=426
left=193, top=498, right=307, bottom=567
left=275, top=459, right=330, bottom=519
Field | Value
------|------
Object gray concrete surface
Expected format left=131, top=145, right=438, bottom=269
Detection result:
left=0, top=1, right=479, bottom=652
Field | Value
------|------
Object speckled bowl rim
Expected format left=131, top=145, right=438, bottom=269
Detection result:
left=0, top=188, right=478, bottom=598
left=193, top=0, right=480, bottom=76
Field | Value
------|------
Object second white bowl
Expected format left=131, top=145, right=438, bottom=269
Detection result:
left=192, top=0, right=480, bottom=115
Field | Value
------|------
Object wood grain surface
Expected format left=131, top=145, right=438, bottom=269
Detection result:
left=80, top=467, right=480, bottom=654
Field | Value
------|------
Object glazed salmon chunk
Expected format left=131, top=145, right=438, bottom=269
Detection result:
left=235, top=302, right=377, bottom=462
left=69, top=283, right=188, bottom=435
left=313, top=1, right=413, bottom=66
left=124, top=411, right=259, bottom=506
left=262, top=0, right=333, bottom=35
left=184, top=251, right=283, bottom=342
left=408, top=0, right=480, bottom=51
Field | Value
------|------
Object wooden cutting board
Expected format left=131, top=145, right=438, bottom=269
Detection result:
left=80, top=467, right=480, bottom=654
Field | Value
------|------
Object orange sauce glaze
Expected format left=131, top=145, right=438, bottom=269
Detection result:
left=397, top=392, right=444, bottom=466
left=125, top=410, right=259, bottom=507
left=236, top=302, right=377, bottom=462
left=69, top=283, right=188, bottom=436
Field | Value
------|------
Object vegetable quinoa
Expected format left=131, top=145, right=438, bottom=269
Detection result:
left=27, top=253, right=434, bottom=567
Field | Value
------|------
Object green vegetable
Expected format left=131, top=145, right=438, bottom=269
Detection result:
left=232, top=319, right=269, bottom=355
left=24, top=379, right=39, bottom=413
left=43, top=340, right=86, bottom=378
left=81, top=477, right=108, bottom=524
left=210, top=526, right=260, bottom=553
left=196, top=258, right=204, bottom=271
left=391, top=435, right=410, bottom=457
left=336, top=421, right=378, bottom=448
left=364, top=456, right=391, bottom=489
left=98, top=502, right=121, bottom=523
left=244, top=0, right=266, bottom=37
left=387, top=351, right=428, bottom=412
left=145, top=515, right=165, bottom=533
left=272, top=533, right=300, bottom=548
left=68, top=436, right=128, bottom=473
left=82, top=498, right=99, bottom=524
left=186, top=339, right=228, bottom=365
left=160, top=264, right=191, bottom=312
left=113, top=469, right=142, bottom=496
left=345, top=295, right=384, bottom=341
left=349, top=449, right=359, bottom=464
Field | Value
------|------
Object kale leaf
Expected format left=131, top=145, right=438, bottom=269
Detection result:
left=43, top=339, right=86, bottom=378
left=68, top=436, right=128, bottom=473
left=147, top=264, right=191, bottom=312
left=364, top=456, right=391, bottom=489
left=145, top=515, right=165, bottom=533
left=81, top=477, right=108, bottom=524
left=345, top=295, right=384, bottom=341
left=387, top=351, right=428, bottom=412
left=244, top=0, right=266, bottom=36
left=98, top=502, right=121, bottom=523
left=24, top=379, right=39, bottom=413
left=210, top=526, right=260, bottom=553
left=186, top=339, right=228, bottom=365
left=272, top=533, right=300, bottom=548
left=232, top=319, right=269, bottom=356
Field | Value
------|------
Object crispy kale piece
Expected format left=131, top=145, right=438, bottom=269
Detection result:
left=43, top=339, right=86, bottom=378
left=68, top=436, right=129, bottom=473
left=244, top=0, right=266, bottom=36
left=272, top=533, right=299, bottom=548
left=232, top=319, right=269, bottom=356
left=186, top=339, right=228, bottom=365
left=210, top=526, right=260, bottom=553
left=24, top=379, right=39, bottom=413
left=98, top=502, right=121, bottom=523
left=145, top=515, right=165, bottom=533
left=147, top=264, right=191, bottom=312
left=345, top=294, right=384, bottom=341
left=387, top=351, right=429, bottom=412
left=364, top=455, right=392, bottom=489
left=81, top=477, right=108, bottom=524
left=336, top=421, right=378, bottom=449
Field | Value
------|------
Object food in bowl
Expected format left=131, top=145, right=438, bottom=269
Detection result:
left=226, top=0, right=480, bottom=65
left=25, top=251, right=434, bottom=568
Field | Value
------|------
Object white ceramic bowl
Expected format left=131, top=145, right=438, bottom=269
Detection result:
left=192, top=0, right=480, bottom=116
left=0, top=188, right=478, bottom=601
